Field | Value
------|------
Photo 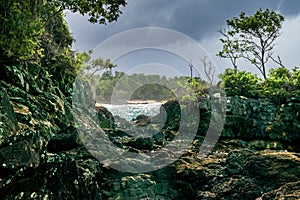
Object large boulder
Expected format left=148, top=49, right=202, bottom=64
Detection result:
left=96, top=106, right=116, bottom=131
left=160, top=100, right=181, bottom=131
left=46, top=126, right=80, bottom=153
left=0, top=150, right=102, bottom=200
left=243, top=151, right=300, bottom=187
left=125, top=137, right=154, bottom=151
left=132, top=114, right=151, bottom=126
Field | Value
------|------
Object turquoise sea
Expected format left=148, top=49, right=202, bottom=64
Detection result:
left=101, top=103, right=162, bottom=121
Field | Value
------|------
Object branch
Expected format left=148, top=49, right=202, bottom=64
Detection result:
left=270, top=56, right=286, bottom=68
left=44, top=6, right=64, bottom=24
left=200, top=56, right=216, bottom=85
left=246, top=39, right=263, bottom=52
left=218, top=28, right=241, bottom=70
left=88, top=67, right=104, bottom=78
left=264, top=31, right=279, bottom=51
left=241, top=54, right=265, bottom=76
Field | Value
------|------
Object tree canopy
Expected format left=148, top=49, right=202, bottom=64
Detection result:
left=53, top=0, right=127, bottom=24
left=217, top=9, right=284, bottom=79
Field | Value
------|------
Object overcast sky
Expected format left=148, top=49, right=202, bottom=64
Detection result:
left=65, top=0, right=300, bottom=79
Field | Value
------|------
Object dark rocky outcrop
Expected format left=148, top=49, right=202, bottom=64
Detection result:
left=95, top=106, right=116, bottom=131
left=236, top=97, right=300, bottom=142
left=132, top=114, right=151, bottom=126
left=124, top=137, right=154, bottom=151
left=46, top=126, right=80, bottom=153
left=160, top=100, right=181, bottom=131
left=200, top=96, right=300, bottom=151
left=1, top=79, right=300, bottom=200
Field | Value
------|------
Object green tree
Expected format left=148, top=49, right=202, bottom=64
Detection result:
left=217, top=9, right=284, bottom=78
left=54, top=0, right=126, bottom=24
left=87, top=57, right=117, bottom=78
left=290, top=67, right=300, bottom=99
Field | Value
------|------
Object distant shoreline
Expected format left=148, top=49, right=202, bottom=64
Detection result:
left=95, top=99, right=166, bottom=107
left=126, top=100, right=159, bottom=104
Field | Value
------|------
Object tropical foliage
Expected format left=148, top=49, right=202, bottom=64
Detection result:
left=90, top=72, right=189, bottom=102
left=219, top=67, right=300, bottom=105
left=219, top=68, right=262, bottom=98
left=0, top=0, right=126, bottom=97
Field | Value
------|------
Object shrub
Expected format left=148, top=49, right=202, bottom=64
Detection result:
left=262, top=67, right=292, bottom=104
left=291, top=67, right=300, bottom=99
left=219, top=68, right=262, bottom=98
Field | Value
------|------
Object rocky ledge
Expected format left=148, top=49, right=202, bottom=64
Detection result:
left=1, top=89, right=300, bottom=199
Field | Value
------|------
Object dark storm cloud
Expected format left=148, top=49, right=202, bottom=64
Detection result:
left=65, top=0, right=300, bottom=52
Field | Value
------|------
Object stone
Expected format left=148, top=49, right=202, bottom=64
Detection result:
left=1, top=90, right=18, bottom=131
left=226, top=150, right=254, bottom=175
left=46, top=132, right=80, bottom=153
left=0, top=140, right=40, bottom=168
left=160, top=100, right=181, bottom=131
left=258, top=181, right=300, bottom=200
left=133, top=114, right=151, bottom=126
left=96, top=106, right=116, bottom=131
left=125, top=137, right=154, bottom=151
left=153, top=131, right=166, bottom=146
left=211, top=176, right=262, bottom=200
left=244, top=151, right=300, bottom=187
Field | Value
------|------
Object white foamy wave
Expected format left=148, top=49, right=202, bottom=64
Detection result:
left=100, top=103, right=162, bottom=120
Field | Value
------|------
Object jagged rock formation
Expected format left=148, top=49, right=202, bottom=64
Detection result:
left=1, top=82, right=300, bottom=199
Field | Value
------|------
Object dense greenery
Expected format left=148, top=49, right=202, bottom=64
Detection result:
left=219, top=67, right=300, bottom=104
left=219, top=68, right=262, bottom=98
left=0, top=1, right=127, bottom=198
left=54, top=0, right=126, bottom=24
left=90, top=71, right=195, bottom=102
left=77, top=53, right=209, bottom=103
left=0, top=0, right=126, bottom=97
left=217, top=8, right=300, bottom=106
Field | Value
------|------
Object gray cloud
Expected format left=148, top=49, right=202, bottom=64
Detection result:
left=66, top=0, right=300, bottom=52
left=64, top=0, right=300, bottom=79
left=65, top=0, right=300, bottom=73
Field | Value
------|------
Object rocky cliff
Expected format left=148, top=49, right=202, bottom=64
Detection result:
left=1, top=80, right=300, bottom=199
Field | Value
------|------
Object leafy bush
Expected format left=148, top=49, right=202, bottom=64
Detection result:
left=262, top=67, right=292, bottom=104
left=291, top=67, right=300, bottom=98
left=219, top=67, right=300, bottom=104
left=219, top=68, right=262, bottom=98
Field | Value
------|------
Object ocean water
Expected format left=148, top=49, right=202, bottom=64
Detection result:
left=101, top=103, right=162, bottom=121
